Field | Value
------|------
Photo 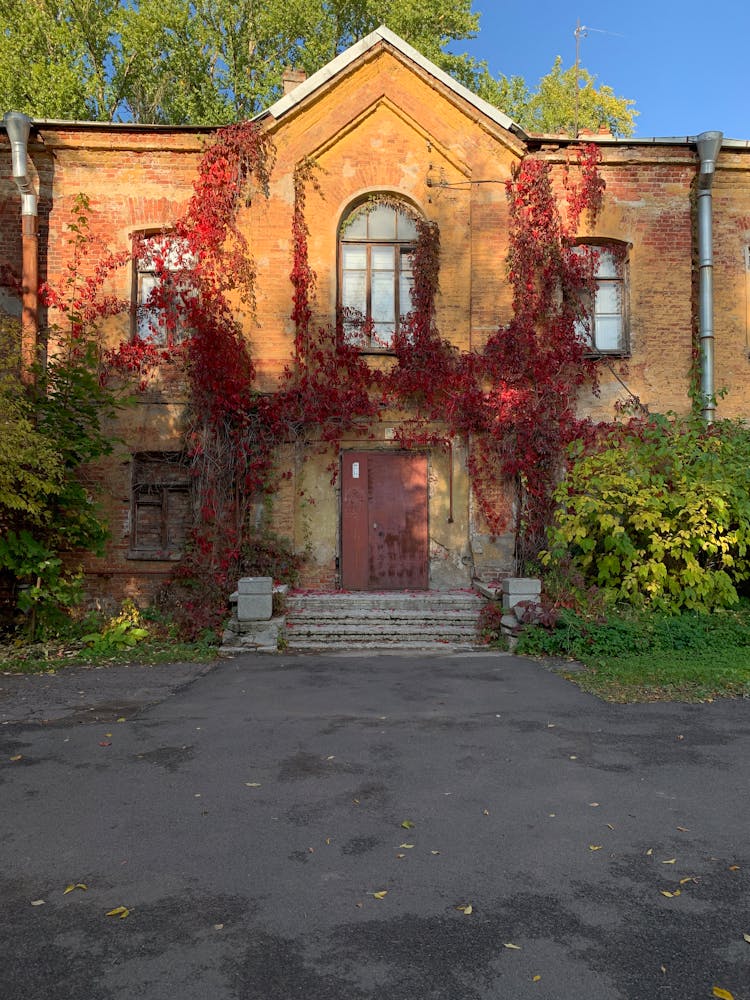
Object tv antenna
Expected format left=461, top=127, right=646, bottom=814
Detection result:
left=574, top=18, right=624, bottom=137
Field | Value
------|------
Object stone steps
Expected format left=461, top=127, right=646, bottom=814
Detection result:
left=284, top=590, right=486, bottom=650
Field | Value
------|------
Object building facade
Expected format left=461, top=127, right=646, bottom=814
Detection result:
left=3, top=27, right=750, bottom=605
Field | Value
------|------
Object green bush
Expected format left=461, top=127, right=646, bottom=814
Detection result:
left=517, top=603, right=750, bottom=661
left=544, top=415, right=750, bottom=611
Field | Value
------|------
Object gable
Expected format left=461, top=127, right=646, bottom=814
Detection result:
left=260, top=36, right=526, bottom=163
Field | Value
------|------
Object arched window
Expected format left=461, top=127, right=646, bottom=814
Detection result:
left=339, top=201, right=417, bottom=350
left=572, top=241, right=630, bottom=355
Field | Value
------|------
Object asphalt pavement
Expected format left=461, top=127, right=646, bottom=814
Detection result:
left=1, top=651, right=749, bottom=1000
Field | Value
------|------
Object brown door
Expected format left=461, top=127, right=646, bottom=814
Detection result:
left=341, top=451, right=428, bottom=591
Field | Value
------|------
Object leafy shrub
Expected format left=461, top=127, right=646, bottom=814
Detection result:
left=517, top=603, right=750, bottom=661
left=478, top=600, right=507, bottom=646
left=81, top=600, right=149, bottom=655
left=544, top=415, right=750, bottom=611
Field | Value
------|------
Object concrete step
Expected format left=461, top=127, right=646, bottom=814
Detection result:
left=283, top=590, right=486, bottom=650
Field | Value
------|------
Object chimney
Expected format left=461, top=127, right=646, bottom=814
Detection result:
left=282, top=68, right=307, bottom=95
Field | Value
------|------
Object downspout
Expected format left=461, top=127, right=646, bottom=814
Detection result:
left=696, top=130, right=723, bottom=423
left=3, top=112, right=38, bottom=385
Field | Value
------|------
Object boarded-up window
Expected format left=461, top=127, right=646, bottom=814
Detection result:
left=129, top=453, right=191, bottom=559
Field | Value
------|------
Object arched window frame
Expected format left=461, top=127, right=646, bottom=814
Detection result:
left=337, top=198, right=419, bottom=352
left=572, top=238, right=631, bottom=356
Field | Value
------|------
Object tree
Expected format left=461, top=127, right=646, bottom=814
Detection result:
left=0, top=2, right=636, bottom=133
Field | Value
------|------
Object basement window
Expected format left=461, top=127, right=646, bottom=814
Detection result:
left=128, top=452, right=192, bottom=560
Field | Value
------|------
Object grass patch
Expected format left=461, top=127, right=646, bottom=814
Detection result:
left=0, top=636, right=219, bottom=675
left=517, top=605, right=750, bottom=702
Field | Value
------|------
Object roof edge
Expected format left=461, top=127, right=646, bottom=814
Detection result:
left=255, top=24, right=527, bottom=139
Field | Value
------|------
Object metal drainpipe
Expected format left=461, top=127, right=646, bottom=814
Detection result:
left=3, top=111, right=38, bottom=385
left=696, top=130, right=723, bottom=423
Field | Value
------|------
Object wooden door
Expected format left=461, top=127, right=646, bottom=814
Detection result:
left=341, top=451, right=428, bottom=591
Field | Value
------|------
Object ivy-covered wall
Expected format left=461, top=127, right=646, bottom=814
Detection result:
left=3, top=38, right=750, bottom=606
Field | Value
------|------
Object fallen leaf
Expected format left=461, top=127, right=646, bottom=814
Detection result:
left=679, top=876, right=698, bottom=885
left=456, top=904, right=472, bottom=914
left=396, top=853, right=406, bottom=859
left=30, top=900, right=45, bottom=907
left=503, top=942, right=521, bottom=950
left=569, top=755, right=578, bottom=760
left=729, top=865, right=740, bottom=872
left=213, top=923, right=224, bottom=930
left=400, top=843, right=415, bottom=849
left=245, top=782, right=261, bottom=787
left=430, top=850, right=440, bottom=855
left=106, top=905, right=130, bottom=918
left=325, top=838, right=331, bottom=845
left=676, top=826, right=689, bottom=832
left=326, top=755, right=335, bottom=760
left=661, top=858, right=676, bottom=865
left=646, top=849, right=653, bottom=856
left=63, top=883, right=88, bottom=894
left=483, top=809, right=490, bottom=816
left=99, top=741, right=112, bottom=748
left=589, top=845, right=603, bottom=851
left=401, top=820, right=415, bottom=829
left=660, top=890, right=681, bottom=898
left=9, top=754, right=22, bottom=762
left=372, top=891, right=388, bottom=900
left=548, top=813, right=556, bottom=818
left=105, top=733, right=112, bottom=738
left=116, top=717, right=126, bottom=723
left=355, top=902, right=363, bottom=908
left=532, top=975, right=541, bottom=982
left=589, top=802, right=599, bottom=807
left=353, top=798, right=360, bottom=805
left=660, top=965, right=667, bottom=974
left=712, top=988, right=734, bottom=1000
left=547, top=723, right=555, bottom=728
left=606, top=824, right=615, bottom=830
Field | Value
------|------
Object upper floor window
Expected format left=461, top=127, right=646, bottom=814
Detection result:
left=133, top=233, right=195, bottom=346
left=573, top=243, right=629, bottom=355
left=339, top=202, right=417, bottom=350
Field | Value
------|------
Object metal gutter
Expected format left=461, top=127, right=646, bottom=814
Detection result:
left=2, top=112, right=38, bottom=383
left=695, top=130, right=723, bottom=423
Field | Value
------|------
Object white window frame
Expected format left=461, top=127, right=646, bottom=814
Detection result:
left=133, top=233, right=196, bottom=346
left=573, top=242, right=629, bottom=356
left=338, top=202, right=417, bottom=351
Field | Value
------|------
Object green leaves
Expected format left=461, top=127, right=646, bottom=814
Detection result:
left=545, top=417, right=750, bottom=612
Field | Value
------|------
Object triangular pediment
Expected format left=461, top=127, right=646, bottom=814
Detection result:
left=255, top=24, right=527, bottom=157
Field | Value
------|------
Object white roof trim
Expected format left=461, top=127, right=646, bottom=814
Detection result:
left=255, top=24, right=523, bottom=136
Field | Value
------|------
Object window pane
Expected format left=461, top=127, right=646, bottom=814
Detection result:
left=371, top=245, right=395, bottom=271
left=342, top=211, right=367, bottom=239
left=342, top=271, right=366, bottom=312
left=397, top=212, right=417, bottom=240
left=367, top=204, right=397, bottom=239
left=342, top=244, right=367, bottom=269
left=595, top=315, right=623, bottom=351
left=373, top=322, right=395, bottom=348
left=400, top=271, right=414, bottom=316
left=596, top=281, right=622, bottom=314
left=371, top=271, right=396, bottom=323
left=574, top=316, right=593, bottom=346
left=595, top=249, right=619, bottom=279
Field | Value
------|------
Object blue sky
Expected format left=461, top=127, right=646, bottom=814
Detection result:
left=450, top=2, right=749, bottom=140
